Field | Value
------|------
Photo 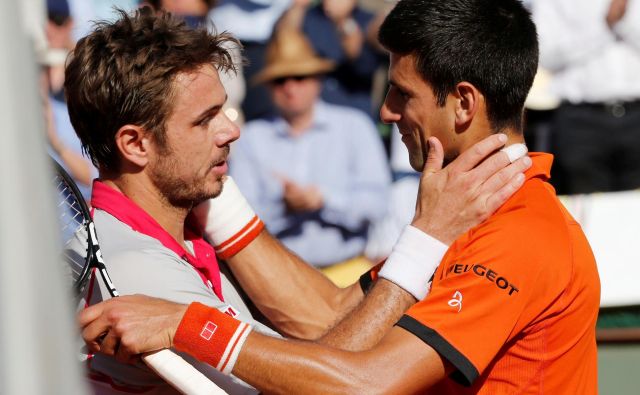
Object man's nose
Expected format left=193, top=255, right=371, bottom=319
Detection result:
left=215, top=112, right=240, bottom=146
left=380, top=97, right=401, bottom=124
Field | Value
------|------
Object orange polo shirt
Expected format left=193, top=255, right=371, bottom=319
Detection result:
left=387, top=153, right=599, bottom=394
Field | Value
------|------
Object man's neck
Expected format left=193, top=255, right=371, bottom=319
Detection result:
left=101, top=176, right=189, bottom=247
left=461, top=123, right=526, bottom=153
left=503, top=131, right=525, bottom=147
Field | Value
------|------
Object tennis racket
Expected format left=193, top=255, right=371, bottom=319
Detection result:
left=53, top=159, right=227, bottom=395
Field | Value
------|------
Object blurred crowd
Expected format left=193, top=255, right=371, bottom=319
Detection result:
left=42, top=0, right=640, bottom=285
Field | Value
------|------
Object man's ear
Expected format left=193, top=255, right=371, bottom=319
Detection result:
left=114, top=125, right=151, bottom=168
left=453, top=81, right=481, bottom=131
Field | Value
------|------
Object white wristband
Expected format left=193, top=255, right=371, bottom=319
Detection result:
left=191, top=176, right=264, bottom=259
left=379, top=225, right=448, bottom=300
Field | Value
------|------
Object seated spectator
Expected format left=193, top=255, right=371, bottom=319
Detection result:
left=230, top=29, right=390, bottom=285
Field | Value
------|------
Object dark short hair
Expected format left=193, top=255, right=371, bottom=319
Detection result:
left=64, top=7, right=237, bottom=172
left=379, top=0, right=538, bottom=132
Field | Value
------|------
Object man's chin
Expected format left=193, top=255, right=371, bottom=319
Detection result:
left=409, top=154, right=426, bottom=172
left=195, top=180, right=224, bottom=204
left=209, top=182, right=224, bottom=200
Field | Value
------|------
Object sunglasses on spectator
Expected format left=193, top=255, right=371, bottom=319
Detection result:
left=271, top=75, right=314, bottom=86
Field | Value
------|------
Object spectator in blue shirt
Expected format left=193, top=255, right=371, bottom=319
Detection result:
left=230, top=29, right=390, bottom=285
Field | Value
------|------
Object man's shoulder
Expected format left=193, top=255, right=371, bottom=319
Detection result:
left=446, top=177, right=591, bottom=286
left=485, top=177, right=571, bottom=238
left=92, top=209, right=184, bottom=264
left=89, top=210, right=219, bottom=303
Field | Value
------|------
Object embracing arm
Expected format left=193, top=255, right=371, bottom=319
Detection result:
left=191, top=134, right=530, bottom=341
left=234, top=325, right=449, bottom=394
left=317, top=278, right=415, bottom=350
left=80, top=292, right=447, bottom=394
left=78, top=134, right=531, bottom=392
left=226, top=230, right=364, bottom=340
left=199, top=134, right=526, bottom=341
left=80, top=133, right=530, bottom=344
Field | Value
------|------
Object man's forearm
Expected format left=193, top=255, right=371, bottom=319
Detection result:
left=227, top=230, right=364, bottom=339
left=193, top=178, right=364, bottom=339
left=318, top=279, right=415, bottom=350
left=235, top=332, right=369, bottom=394
left=193, top=317, right=446, bottom=394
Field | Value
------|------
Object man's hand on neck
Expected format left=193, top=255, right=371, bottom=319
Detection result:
left=412, top=134, right=531, bottom=245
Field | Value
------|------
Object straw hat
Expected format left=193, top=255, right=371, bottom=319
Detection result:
left=252, top=29, right=335, bottom=84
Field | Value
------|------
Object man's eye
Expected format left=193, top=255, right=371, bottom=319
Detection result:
left=198, top=115, right=213, bottom=126
left=391, top=86, right=409, bottom=100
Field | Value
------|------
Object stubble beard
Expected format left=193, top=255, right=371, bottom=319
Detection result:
left=411, top=146, right=458, bottom=171
left=149, top=154, right=225, bottom=210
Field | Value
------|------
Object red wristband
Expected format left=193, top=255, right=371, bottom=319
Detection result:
left=173, top=302, right=251, bottom=375
left=215, top=215, right=264, bottom=259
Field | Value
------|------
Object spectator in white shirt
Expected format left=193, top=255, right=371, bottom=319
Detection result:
left=532, top=0, right=640, bottom=193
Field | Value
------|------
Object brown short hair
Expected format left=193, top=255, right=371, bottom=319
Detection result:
left=64, top=7, right=237, bottom=172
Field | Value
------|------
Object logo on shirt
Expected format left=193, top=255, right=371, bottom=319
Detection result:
left=447, top=263, right=520, bottom=296
left=223, top=305, right=239, bottom=318
left=200, top=321, right=218, bottom=341
left=448, top=291, right=463, bottom=312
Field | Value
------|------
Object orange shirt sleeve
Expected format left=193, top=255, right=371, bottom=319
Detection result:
left=398, top=216, right=565, bottom=386
left=359, top=261, right=384, bottom=293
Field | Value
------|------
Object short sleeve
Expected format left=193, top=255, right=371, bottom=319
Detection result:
left=397, top=223, right=547, bottom=385
left=359, top=261, right=384, bottom=293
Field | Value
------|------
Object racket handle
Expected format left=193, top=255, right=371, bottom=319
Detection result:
left=142, top=349, right=228, bottom=395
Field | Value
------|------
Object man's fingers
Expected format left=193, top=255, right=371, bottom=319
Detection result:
left=96, top=328, right=120, bottom=357
left=449, top=133, right=508, bottom=173
left=484, top=172, right=526, bottom=213
left=422, top=137, right=444, bottom=175
left=114, top=336, right=138, bottom=364
left=480, top=155, right=532, bottom=196
left=79, top=311, right=111, bottom=352
left=472, top=144, right=529, bottom=190
left=78, top=302, right=105, bottom=328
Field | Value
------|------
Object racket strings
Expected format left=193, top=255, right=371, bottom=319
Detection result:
left=53, top=173, right=92, bottom=292
left=55, top=177, right=86, bottom=236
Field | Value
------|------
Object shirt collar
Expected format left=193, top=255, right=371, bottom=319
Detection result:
left=90, top=180, right=224, bottom=301
left=524, top=152, right=553, bottom=182
left=275, top=100, right=331, bottom=137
